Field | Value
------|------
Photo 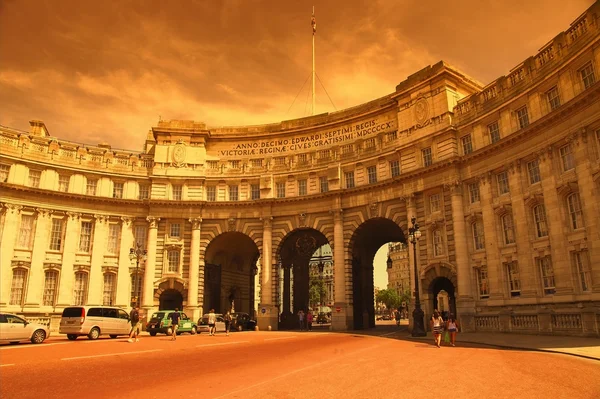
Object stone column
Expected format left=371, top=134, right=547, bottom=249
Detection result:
left=331, top=209, right=347, bottom=330
left=24, top=208, right=53, bottom=309
left=188, top=217, right=202, bottom=322
left=88, top=214, right=108, bottom=305
left=56, top=212, right=82, bottom=307
left=115, top=217, right=134, bottom=308
left=404, top=196, right=417, bottom=332
left=257, top=216, right=277, bottom=330
left=479, top=176, right=503, bottom=301
left=0, top=204, right=22, bottom=307
left=143, top=216, right=160, bottom=310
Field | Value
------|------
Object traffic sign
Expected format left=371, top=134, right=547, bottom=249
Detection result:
left=335, top=306, right=341, bottom=313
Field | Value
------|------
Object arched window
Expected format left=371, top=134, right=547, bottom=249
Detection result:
left=9, top=268, right=28, bottom=306
left=73, top=272, right=88, bottom=306
left=42, top=270, right=59, bottom=306
left=501, top=213, right=515, bottom=245
left=472, top=220, right=485, bottom=250
left=533, top=205, right=548, bottom=238
left=566, top=193, right=584, bottom=230
left=102, top=273, right=117, bottom=306
left=432, top=230, right=443, bottom=256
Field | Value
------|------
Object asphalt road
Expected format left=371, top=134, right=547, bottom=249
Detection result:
left=1, top=328, right=599, bottom=399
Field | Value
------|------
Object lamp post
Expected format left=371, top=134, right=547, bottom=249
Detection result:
left=408, top=216, right=426, bottom=337
left=318, top=260, right=325, bottom=313
left=129, top=244, right=147, bottom=307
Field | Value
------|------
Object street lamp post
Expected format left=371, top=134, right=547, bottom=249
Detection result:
left=318, top=260, right=325, bottom=313
left=408, top=216, right=426, bottom=337
left=129, top=244, right=147, bottom=307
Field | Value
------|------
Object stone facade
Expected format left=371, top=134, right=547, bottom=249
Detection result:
left=1, top=3, right=600, bottom=335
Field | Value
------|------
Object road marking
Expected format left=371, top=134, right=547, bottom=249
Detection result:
left=0, top=364, right=15, bottom=367
left=61, top=349, right=162, bottom=361
left=0, top=342, right=72, bottom=350
left=196, top=341, right=249, bottom=348
left=378, top=331, right=402, bottom=338
left=264, top=336, right=297, bottom=341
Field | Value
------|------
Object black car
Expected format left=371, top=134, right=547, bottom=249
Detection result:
left=231, top=312, right=256, bottom=331
left=316, top=312, right=328, bottom=324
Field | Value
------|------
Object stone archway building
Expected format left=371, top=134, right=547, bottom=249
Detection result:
left=1, top=4, right=600, bottom=335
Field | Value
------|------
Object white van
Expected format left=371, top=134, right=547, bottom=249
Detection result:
left=59, top=306, right=131, bottom=340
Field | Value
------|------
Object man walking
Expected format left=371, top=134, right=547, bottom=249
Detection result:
left=128, top=306, right=141, bottom=343
left=169, top=308, right=181, bottom=341
left=207, top=309, right=217, bottom=336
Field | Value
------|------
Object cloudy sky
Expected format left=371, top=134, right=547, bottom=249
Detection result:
left=0, top=0, right=592, bottom=152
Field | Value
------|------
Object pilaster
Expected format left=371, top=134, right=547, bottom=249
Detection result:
left=24, top=208, right=53, bottom=309
left=331, top=209, right=348, bottom=331
left=479, top=174, right=503, bottom=301
left=88, top=214, right=109, bottom=305
left=116, top=216, right=134, bottom=308
left=56, top=212, right=81, bottom=307
left=143, top=216, right=160, bottom=309
left=188, top=217, right=202, bottom=321
left=257, top=216, right=277, bottom=330
left=0, top=204, right=22, bottom=307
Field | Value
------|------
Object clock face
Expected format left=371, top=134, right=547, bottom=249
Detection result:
left=414, top=98, right=429, bottom=125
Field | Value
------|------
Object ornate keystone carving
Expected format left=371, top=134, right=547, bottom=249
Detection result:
left=146, top=216, right=160, bottom=229
left=227, top=217, right=236, bottom=232
left=298, top=212, right=307, bottom=227
left=368, top=202, right=380, bottom=219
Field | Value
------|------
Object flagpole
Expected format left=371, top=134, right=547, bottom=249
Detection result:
left=312, top=6, right=316, bottom=116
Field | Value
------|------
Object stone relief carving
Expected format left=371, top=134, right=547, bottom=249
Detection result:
left=120, top=216, right=132, bottom=226
left=36, top=208, right=53, bottom=218
left=94, top=214, right=110, bottom=224
left=189, top=217, right=202, bottom=230
left=171, top=140, right=187, bottom=168
left=413, top=97, right=431, bottom=128
left=66, top=211, right=82, bottom=221
left=298, top=212, right=307, bottom=227
left=146, top=216, right=161, bottom=228
left=227, top=218, right=236, bottom=232
left=6, top=203, right=23, bottom=214
left=261, top=216, right=273, bottom=228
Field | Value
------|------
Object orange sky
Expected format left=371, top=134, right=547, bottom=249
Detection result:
left=0, top=0, right=593, bottom=151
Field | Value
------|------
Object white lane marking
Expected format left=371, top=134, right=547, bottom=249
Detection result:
left=264, top=336, right=297, bottom=341
left=61, top=349, right=162, bottom=361
left=196, top=341, right=249, bottom=348
left=378, top=331, right=402, bottom=338
left=0, top=342, right=72, bottom=350
left=0, top=364, right=15, bottom=367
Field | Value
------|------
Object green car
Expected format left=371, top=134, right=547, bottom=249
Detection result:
left=146, top=310, right=197, bottom=336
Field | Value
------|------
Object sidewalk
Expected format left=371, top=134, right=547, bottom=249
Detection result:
left=407, top=331, right=600, bottom=361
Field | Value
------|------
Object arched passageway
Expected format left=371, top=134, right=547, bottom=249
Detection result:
left=422, top=263, right=458, bottom=322
left=159, top=289, right=184, bottom=310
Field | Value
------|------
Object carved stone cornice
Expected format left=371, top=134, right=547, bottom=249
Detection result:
left=94, top=214, right=110, bottom=224
left=146, top=216, right=161, bottom=229
left=189, top=217, right=202, bottom=230
left=523, top=193, right=544, bottom=208
left=66, top=211, right=81, bottom=221
left=556, top=181, right=578, bottom=197
left=35, top=208, right=53, bottom=218
left=493, top=203, right=513, bottom=216
left=11, top=260, right=31, bottom=269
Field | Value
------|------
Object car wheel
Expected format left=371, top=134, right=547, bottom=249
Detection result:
left=109, top=335, right=118, bottom=339
left=31, top=329, right=46, bottom=344
left=67, top=334, right=78, bottom=341
left=166, top=327, right=173, bottom=335
left=149, top=332, right=157, bottom=336
left=190, top=327, right=197, bottom=335
left=88, top=327, right=100, bottom=340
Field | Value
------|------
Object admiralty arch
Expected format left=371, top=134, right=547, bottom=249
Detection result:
left=1, top=3, right=599, bottom=336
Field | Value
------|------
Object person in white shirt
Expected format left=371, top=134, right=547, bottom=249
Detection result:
left=208, top=309, right=217, bottom=336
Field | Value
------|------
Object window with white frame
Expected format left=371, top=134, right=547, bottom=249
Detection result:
left=367, top=166, right=377, bottom=184
left=42, top=270, right=58, bottom=306
left=496, top=171, right=510, bottom=195
left=580, top=62, right=596, bottom=89
left=113, top=182, right=124, bottom=199
left=429, top=194, right=440, bottom=213
left=298, top=179, right=307, bottom=196
left=505, top=261, right=521, bottom=297
left=17, top=214, right=35, bottom=249
left=107, top=224, right=121, bottom=254
left=533, top=204, right=548, bottom=238
left=207, top=160, right=219, bottom=169
left=73, top=272, right=88, bottom=305
left=139, top=184, right=149, bottom=200
left=537, top=256, right=555, bottom=295
left=170, top=223, right=181, bottom=238
left=206, top=186, right=216, bottom=201
left=365, top=138, right=376, bottom=150
left=559, top=144, right=574, bottom=171
left=488, top=121, right=501, bottom=144
left=275, top=157, right=286, bottom=166
left=251, top=184, right=260, bottom=200
left=546, top=86, right=561, bottom=111
left=477, top=267, right=489, bottom=299
left=86, top=179, right=97, bottom=196
left=472, top=220, right=485, bottom=250
left=422, top=147, right=432, bottom=167
left=276, top=182, right=286, bottom=198
left=501, top=213, right=515, bottom=245
left=573, top=251, right=591, bottom=292
left=79, top=221, right=93, bottom=252
left=172, top=184, right=182, bottom=200
left=168, top=250, right=180, bottom=273
left=461, top=134, right=473, bottom=154
left=386, top=131, right=397, bottom=142
left=28, top=170, right=41, bottom=188
left=341, top=144, right=353, bottom=154
left=103, top=273, right=116, bottom=306
left=230, top=160, right=241, bottom=169
left=134, top=225, right=147, bottom=249
left=318, top=150, right=330, bottom=160
left=345, top=171, right=355, bottom=189
left=298, top=154, right=308, bottom=164
left=566, top=192, right=584, bottom=230
left=58, top=175, right=69, bottom=192
left=432, top=229, right=443, bottom=256
left=390, top=160, right=400, bottom=178
left=49, top=218, right=64, bottom=251
left=250, top=159, right=262, bottom=168
left=527, top=159, right=541, bottom=184
left=468, top=183, right=480, bottom=203
left=0, top=164, right=9, bottom=182
left=229, top=185, right=239, bottom=201
left=516, top=106, right=529, bottom=129
left=320, top=176, right=329, bottom=193
left=9, top=268, right=27, bottom=305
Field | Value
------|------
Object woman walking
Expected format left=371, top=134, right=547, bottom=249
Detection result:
left=224, top=311, right=232, bottom=336
left=446, top=314, right=459, bottom=347
left=430, top=310, right=444, bottom=348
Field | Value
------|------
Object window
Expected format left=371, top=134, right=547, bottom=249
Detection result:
left=505, top=261, right=521, bottom=297
left=365, top=138, right=376, bottom=150
left=318, top=150, right=330, bottom=160
left=367, top=166, right=377, bottom=184
left=533, top=204, right=548, bottom=238
left=298, top=179, right=307, bottom=196
left=0, top=164, right=9, bottom=182
left=477, top=267, right=489, bottom=299
left=230, top=160, right=241, bottom=169
left=527, top=160, right=541, bottom=184
left=390, top=160, right=400, bottom=178
left=496, top=171, right=510, bottom=195
left=573, top=251, right=591, bottom=292
left=170, top=223, right=181, bottom=238
left=113, top=182, right=124, bottom=199
left=86, top=179, right=97, bottom=196
left=429, top=194, right=440, bottom=213
left=207, top=160, right=219, bottom=169
left=538, top=256, right=555, bottom=295
left=432, top=230, right=443, bottom=256
left=139, top=184, right=149, bottom=200
left=58, top=175, right=69, bottom=192
left=168, top=250, right=180, bottom=273
left=103, top=273, right=116, bottom=306
left=9, top=269, right=27, bottom=305
left=250, top=159, right=262, bottom=168
left=42, top=270, right=59, bottom=306
left=298, top=154, right=308, bottom=164
left=341, top=144, right=353, bottom=155
left=229, top=185, right=239, bottom=201
left=546, top=86, right=561, bottom=111
left=386, top=131, right=398, bottom=142
left=206, top=186, right=216, bottom=201
left=345, top=171, right=355, bottom=189
left=472, top=220, right=485, bottom=250
left=422, top=148, right=432, bottom=167
left=567, top=193, right=584, bottom=230
left=79, top=221, right=93, bottom=252
left=73, top=272, right=88, bottom=305
left=488, top=121, right=501, bottom=144
left=319, top=176, right=328, bottom=193
left=468, top=183, right=480, bottom=203
left=49, top=218, right=64, bottom=251
left=501, top=213, right=515, bottom=245
left=17, top=214, right=34, bottom=249
left=580, top=62, right=596, bottom=89
left=276, top=182, right=286, bottom=198
left=28, top=170, right=41, bottom=188
left=251, top=184, right=260, bottom=200
left=134, top=225, right=147, bottom=249
left=559, top=144, right=574, bottom=171
left=461, top=134, right=473, bottom=154
left=516, top=106, right=529, bottom=129
left=172, top=184, right=182, bottom=200
left=107, top=224, right=121, bottom=254
left=275, top=157, right=286, bottom=166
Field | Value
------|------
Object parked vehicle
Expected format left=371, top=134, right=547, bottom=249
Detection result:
left=231, top=312, right=256, bottom=331
left=198, top=313, right=226, bottom=333
left=0, top=313, right=50, bottom=344
left=59, top=306, right=131, bottom=340
left=316, top=312, right=328, bottom=324
left=145, top=310, right=197, bottom=336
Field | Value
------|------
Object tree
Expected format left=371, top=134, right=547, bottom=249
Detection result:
left=309, top=280, right=326, bottom=309
left=375, top=289, right=401, bottom=312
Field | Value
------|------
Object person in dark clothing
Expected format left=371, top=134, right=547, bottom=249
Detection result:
left=169, top=308, right=181, bottom=341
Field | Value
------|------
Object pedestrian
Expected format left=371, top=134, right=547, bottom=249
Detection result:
left=446, top=313, right=459, bottom=347
left=297, top=309, right=305, bottom=331
left=128, top=305, right=141, bottom=343
left=208, top=308, right=217, bottom=336
left=169, top=308, right=181, bottom=341
left=306, top=311, right=313, bottom=331
left=224, top=310, right=232, bottom=336
left=430, top=309, right=444, bottom=348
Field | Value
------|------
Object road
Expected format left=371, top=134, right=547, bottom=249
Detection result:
left=1, top=327, right=599, bottom=399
